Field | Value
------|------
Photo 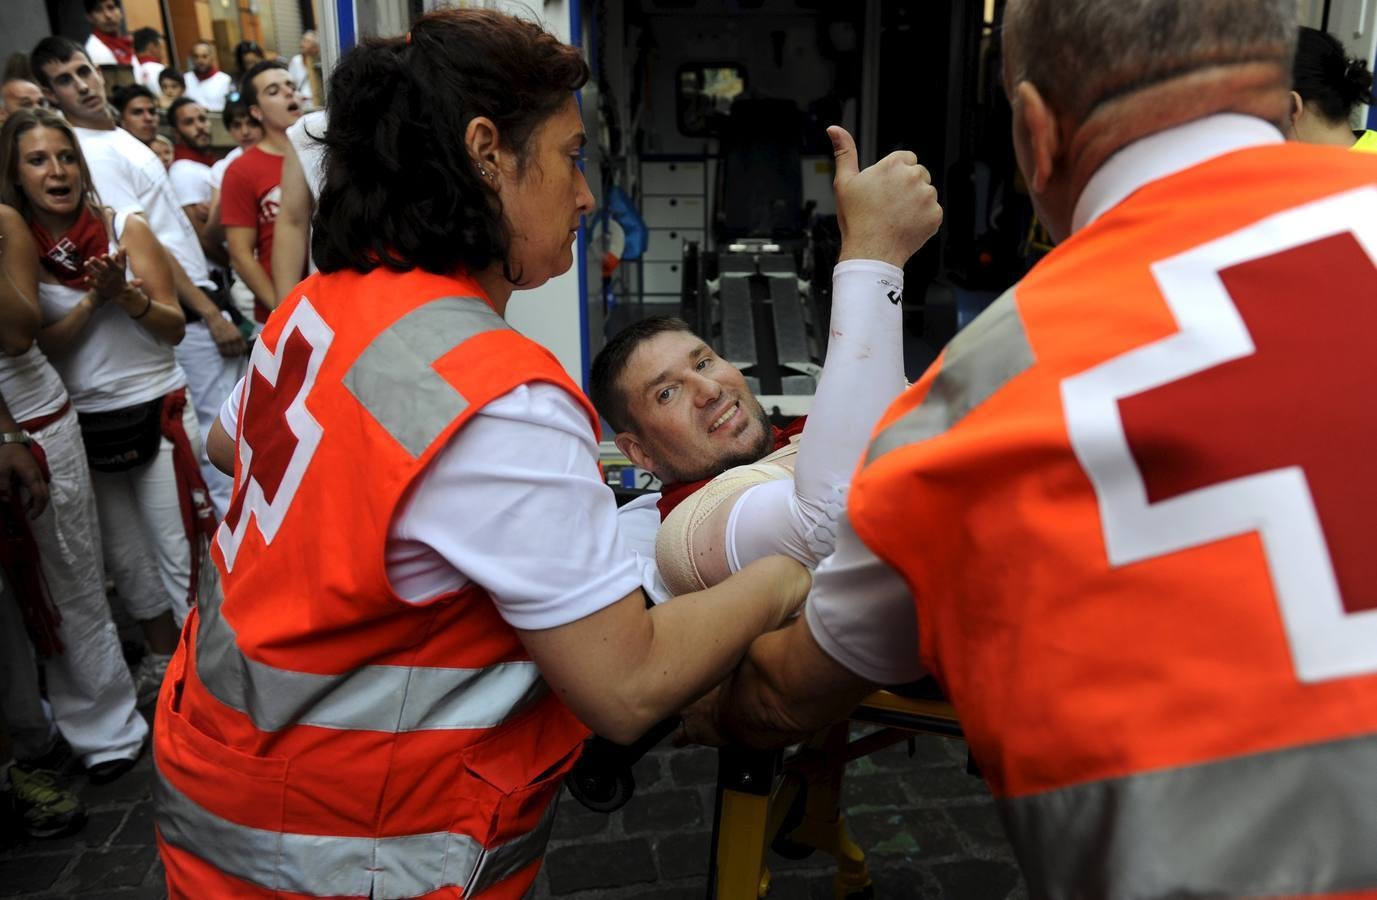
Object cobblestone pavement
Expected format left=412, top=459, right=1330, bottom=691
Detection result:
left=2, top=712, right=1026, bottom=900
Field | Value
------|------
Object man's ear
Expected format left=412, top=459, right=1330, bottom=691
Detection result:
left=1013, top=80, right=1059, bottom=194
left=615, top=432, right=656, bottom=476
left=465, top=115, right=502, bottom=185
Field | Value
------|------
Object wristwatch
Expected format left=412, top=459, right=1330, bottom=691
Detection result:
left=1, top=431, right=32, bottom=447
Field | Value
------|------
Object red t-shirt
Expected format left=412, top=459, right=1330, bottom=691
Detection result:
left=220, top=145, right=284, bottom=322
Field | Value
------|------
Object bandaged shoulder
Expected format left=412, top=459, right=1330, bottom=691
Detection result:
left=655, top=440, right=798, bottom=596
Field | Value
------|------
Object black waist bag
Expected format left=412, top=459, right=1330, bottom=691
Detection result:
left=78, top=397, right=164, bottom=472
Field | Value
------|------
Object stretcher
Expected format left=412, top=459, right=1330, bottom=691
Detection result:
left=567, top=687, right=965, bottom=900
left=707, top=689, right=962, bottom=899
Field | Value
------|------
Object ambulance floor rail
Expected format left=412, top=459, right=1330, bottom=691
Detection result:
left=706, top=691, right=962, bottom=900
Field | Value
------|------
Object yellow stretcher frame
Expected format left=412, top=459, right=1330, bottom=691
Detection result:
left=706, top=690, right=963, bottom=899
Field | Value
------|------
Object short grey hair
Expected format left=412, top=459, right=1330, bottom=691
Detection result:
left=1004, top=0, right=1298, bottom=122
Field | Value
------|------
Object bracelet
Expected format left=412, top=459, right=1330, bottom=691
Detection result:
left=130, top=292, right=153, bottom=320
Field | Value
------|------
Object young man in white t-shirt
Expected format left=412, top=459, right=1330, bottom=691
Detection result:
left=31, top=37, right=248, bottom=516
left=131, top=28, right=166, bottom=96
left=81, top=0, right=135, bottom=77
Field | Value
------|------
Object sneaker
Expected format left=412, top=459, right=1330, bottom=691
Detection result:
left=131, top=652, right=172, bottom=707
left=8, top=765, right=86, bottom=839
left=19, top=736, right=76, bottom=775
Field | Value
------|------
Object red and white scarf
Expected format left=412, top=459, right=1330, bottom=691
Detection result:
left=30, top=205, right=108, bottom=290
left=91, top=30, right=135, bottom=66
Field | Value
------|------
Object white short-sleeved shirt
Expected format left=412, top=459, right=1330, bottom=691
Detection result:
left=168, top=159, right=213, bottom=207
left=73, top=125, right=215, bottom=292
left=83, top=34, right=118, bottom=68
left=210, top=146, right=244, bottom=192
left=287, top=55, right=313, bottom=106
left=804, top=515, right=922, bottom=685
left=184, top=69, right=234, bottom=113
left=287, top=111, right=327, bottom=203
left=221, top=379, right=644, bottom=630
left=136, top=60, right=165, bottom=93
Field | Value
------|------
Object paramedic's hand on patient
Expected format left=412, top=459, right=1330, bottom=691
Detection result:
left=830, top=125, right=943, bottom=268
left=518, top=554, right=811, bottom=746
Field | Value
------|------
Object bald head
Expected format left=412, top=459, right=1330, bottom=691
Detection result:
left=0, top=79, right=43, bottom=126
left=1003, top=0, right=1297, bottom=124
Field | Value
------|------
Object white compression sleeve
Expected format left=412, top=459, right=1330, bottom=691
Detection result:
left=725, top=259, right=907, bottom=570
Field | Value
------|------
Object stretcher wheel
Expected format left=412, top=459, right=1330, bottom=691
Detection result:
left=566, top=767, right=635, bottom=813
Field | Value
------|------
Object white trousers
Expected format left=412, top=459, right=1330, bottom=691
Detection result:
left=175, top=317, right=246, bottom=518
left=0, top=407, right=147, bottom=766
left=90, top=390, right=203, bottom=628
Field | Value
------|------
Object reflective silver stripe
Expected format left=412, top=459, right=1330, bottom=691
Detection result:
left=195, top=566, right=546, bottom=733
left=343, top=296, right=509, bottom=457
left=1001, top=731, right=1377, bottom=898
left=469, top=791, right=562, bottom=896
left=865, top=289, right=1033, bottom=466
left=155, top=766, right=558, bottom=898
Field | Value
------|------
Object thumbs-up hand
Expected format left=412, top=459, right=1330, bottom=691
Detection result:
left=828, top=125, right=942, bottom=268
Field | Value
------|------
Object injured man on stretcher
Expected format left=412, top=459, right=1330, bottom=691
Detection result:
left=590, top=129, right=942, bottom=599
left=205, top=127, right=941, bottom=603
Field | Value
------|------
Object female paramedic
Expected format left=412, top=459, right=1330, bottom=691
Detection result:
left=1287, top=25, right=1377, bottom=151
left=151, top=8, right=811, bottom=899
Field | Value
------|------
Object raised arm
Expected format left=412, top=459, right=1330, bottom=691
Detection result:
left=659, top=127, right=942, bottom=589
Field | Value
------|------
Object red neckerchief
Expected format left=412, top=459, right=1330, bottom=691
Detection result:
left=91, top=30, right=135, bottom=66
left=30, top=206, right=107, bottom=290
left=173, top=143, right=217, bottom=166
left=161, top=390, right=218, bottom=607
left=136, top=53, right=160, bottom=65
left=657, top=416, right=807, bottom=520
left=0, top=441, right=64, bottom=657
left=194, top=66, right=221, bottom=80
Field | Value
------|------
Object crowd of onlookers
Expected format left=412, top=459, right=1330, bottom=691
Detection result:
left=0, top=0, right=323, bottom=843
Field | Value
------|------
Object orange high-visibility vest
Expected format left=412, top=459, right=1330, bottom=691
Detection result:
left=850, top=142, right=1377, bottom=898
left=153, top=266, right=597, bottom=899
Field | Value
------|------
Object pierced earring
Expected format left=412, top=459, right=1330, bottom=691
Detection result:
left=478, top=165, right=494, bottom=181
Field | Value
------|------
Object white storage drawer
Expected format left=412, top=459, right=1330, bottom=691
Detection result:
left=642, top=160, right=706, bottom=195
left=642, top=195, right=706, bottom=229
left=645, top=228, right=704, bottom=261
left=643, top=260, right=685, bottom=294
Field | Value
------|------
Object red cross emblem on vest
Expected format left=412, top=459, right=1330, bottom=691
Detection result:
left=217, top=299, right=335, bottom=571
left=1062, top=188, right=1377, bottom=684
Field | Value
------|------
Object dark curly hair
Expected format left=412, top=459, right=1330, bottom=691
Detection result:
left=311, top=7, right=589, bottom=280
left=1293, top=26, right=1374, bottom=124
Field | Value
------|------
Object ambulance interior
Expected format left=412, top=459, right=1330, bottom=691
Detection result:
left=584, top=0, right=1033, bottom=432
